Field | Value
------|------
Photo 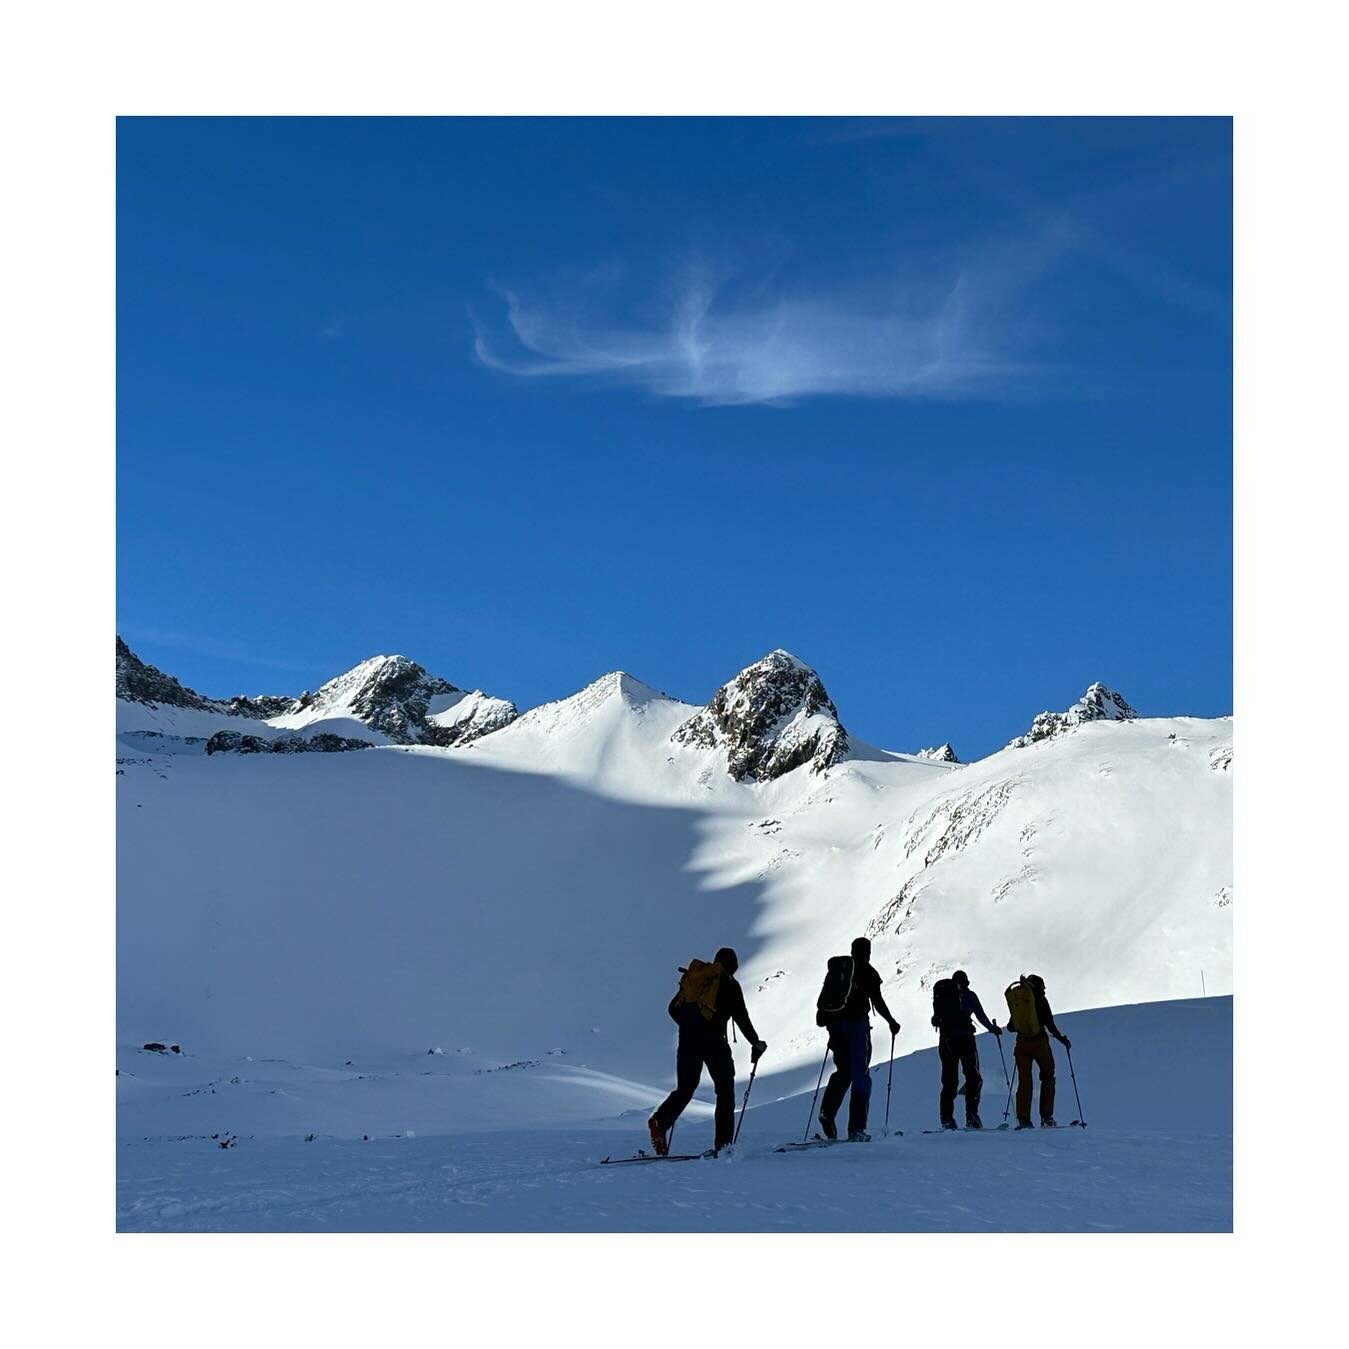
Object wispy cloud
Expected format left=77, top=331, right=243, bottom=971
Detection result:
left=472, top=264, right=1037, bottom=406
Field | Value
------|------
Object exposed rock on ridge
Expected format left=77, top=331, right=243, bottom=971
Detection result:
left=672, top=649, right=849, bottom=782
left=917, top=743, right=960, bottom=764
left=1007, top=682, right=1137, bottom=750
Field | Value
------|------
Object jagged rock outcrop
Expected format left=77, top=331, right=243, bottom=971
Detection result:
left=283, top=655, right=518, bottom=746
left=224, top=694, right=295, bottom=720
left=205, top=730, right=373, bottom=755
left=1007, top=682, right=1137, bottom=750
left=917, top=743, right=960, bottom=764
left=117, top=637, right=217, bottom=710
left=672, top=649, right=849, bottom=781
left=117, top=637, right=290, bottom=720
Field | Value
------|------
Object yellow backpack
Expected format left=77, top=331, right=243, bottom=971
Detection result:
left=675, top=958, right=723, bottom=1022
left=1005, top=977, right=1042, bottom=1037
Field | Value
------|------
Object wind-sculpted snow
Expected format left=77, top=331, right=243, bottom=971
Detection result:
left=1007, top=682, right=1137, bottom=749
left=672, top=649, right=849, bottom=781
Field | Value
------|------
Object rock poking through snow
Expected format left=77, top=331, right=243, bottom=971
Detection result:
left=1007, top=682, right=1137, bottom=750
left=672, top=649, right=849, bottom=781
left=916, top=743, right=960, bottom=764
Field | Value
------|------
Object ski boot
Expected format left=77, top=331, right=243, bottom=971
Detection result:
left=941, top=1118, right=959, bottom=1131
left=818, top=1113, right=838, bottom=1140
left=1040, top=1117, right=1059, bottom=1128
left=1014, top=1117, right=1034, bottom=1131
left=965, top=1113, right=984, bottom=1130
left=647, top=1116, right=669, bottom=1157
left=848, top=1129, right=871, bottom=1143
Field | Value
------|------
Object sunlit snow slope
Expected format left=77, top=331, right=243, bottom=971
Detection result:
left=118, top=663, right=1231, bottom=1094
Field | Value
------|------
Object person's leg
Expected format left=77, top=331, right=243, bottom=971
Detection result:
left=846, top=1022, right=873, bottom=1135
left=819, top=1028, right=851, bottom=1134
left=938, top=1036, right=959, bottom=1124
left=1014, top=1039, right=1033, bottom=1123
left=652, top=1029, right=703, bottom=1133
left=706, top=1037, right=737, bottom=1150
left=961, top=1036, right=983, bottom=1122
left=1034, top=1037, right=1057, bottom=1121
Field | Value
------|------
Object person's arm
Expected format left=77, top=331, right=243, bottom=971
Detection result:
left=729, top=980, right=767, bottom=1059
left=1040, top=995, right=1070, bottom=1047
left=869, top=972, right=901, bottom=1036
left=967, top=990, right=997, bottom=1034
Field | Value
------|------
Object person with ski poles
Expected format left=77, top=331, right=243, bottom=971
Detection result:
left=1004, top=972, right=1071, bottom=1129
left=816, top=936, right=901, bottom=1142
left=930, top=969, right=1001, bottom=1129
left=648, top=947, right=767, bottom=1156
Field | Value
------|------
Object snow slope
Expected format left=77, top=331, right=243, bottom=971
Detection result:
left=117, top=995, right=1231, bottom=1232
left=116, top=648, right=1231, bottom=1230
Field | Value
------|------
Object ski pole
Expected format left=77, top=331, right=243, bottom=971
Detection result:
left=884, top=1028, right=896, bottom=1137
left=1065, top=1044, right=1087, bottom=1127
left=733, top=1060, right=759, bottom=1146
left=1003, top=1054, right=1017, bottom=1126
left=804, top=1041, right=830, bottom=1142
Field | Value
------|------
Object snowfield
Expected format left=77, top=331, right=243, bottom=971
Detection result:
left=117, top=997, right=1231, bottom=1232
left=116, top=649, right=1231, bottom=1230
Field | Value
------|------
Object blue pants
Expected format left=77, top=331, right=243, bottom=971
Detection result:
left=820, top=1018, right=872, bottom=1134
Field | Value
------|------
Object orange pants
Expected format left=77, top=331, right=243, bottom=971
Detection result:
left=1013, top=1033, right=1056, bottom=1122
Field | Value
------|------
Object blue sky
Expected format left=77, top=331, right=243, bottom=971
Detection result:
left=117, top=117, right=1230, bottom=759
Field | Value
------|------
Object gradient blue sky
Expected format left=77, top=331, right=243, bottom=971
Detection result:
left=117, top=117, right=1231, bottom=760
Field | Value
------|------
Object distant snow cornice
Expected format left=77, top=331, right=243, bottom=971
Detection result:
left=1007, top=682, right=1137, bottom=750
left=672, top=648, right=849, bottom=782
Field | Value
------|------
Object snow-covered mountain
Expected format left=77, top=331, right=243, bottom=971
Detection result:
left=117, top=639, right=1231, bottom=1229
left=117, top=642, right=1231, bottom=1069
left=115, top=638, right=517, bottom=751
left=672, top=648, right=849, bottom=781
left=268, top=654, right=517, bottom=747
left=917, top=743, right=960, bottom=764
left=1007, top=681, right=1137, bottom=749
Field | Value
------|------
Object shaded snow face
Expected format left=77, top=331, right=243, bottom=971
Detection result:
left=672, top=649, right=849, bottom=781
left=1007, top=682, right=1137, bottom=750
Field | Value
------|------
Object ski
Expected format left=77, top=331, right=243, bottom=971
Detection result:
left=922, top=1126, right=1008, bottom=1134
left=775, top=1136, right=840, bottom=1152
left=600, top=1151, right=704, bottom=1165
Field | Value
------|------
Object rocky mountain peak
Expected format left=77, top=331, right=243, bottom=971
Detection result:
left=116, top=636, right=285, bottom=720
left=671, top=649, right=850, bottom=782
left=1007, top=682, right=1138, bottom=750
left=289, top=654, right=517, bottom=746
left=917, top=743, right=961, bottom=764
left=116, top=636, right=215, bottom=710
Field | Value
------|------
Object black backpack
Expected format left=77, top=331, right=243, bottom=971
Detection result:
left=815, top=955, right=855, bottom=1027
left=931, top=978, right=963, bottom=1032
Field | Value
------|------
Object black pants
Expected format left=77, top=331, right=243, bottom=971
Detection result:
left=939, top=1032, right=982, bottom=1123
left=652, top=1024, right=736, bottom=1149
left=820, top=1018, right=873, bottom=1134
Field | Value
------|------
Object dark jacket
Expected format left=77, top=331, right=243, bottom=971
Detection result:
left=668, top=971, right=759, bottom=1043
left=839, top=961, right=897, bottom=1027
left=941, top=987, right=997, bottom=1035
